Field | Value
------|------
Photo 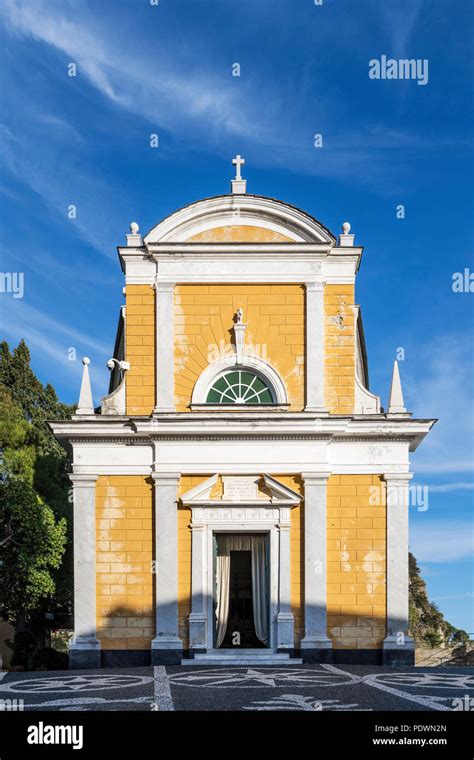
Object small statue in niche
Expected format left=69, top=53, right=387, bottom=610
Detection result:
left=235, top=307, right=244, bottom=324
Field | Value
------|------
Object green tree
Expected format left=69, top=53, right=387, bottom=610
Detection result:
left=0, top=340, right=72, bottom=452
left=0, top=478, right=66, bottom=625
left=0, top=340, right=74, bottom=619
left=0, top=386, right=36, bottom=482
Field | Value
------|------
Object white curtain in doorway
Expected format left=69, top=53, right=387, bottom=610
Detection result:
left=215, top=534, right=268, bottom=648
left=251, top=535, right=268, bottom=646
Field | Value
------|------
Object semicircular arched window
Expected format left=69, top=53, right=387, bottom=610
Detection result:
left=206, top=370, right=275, bottom=405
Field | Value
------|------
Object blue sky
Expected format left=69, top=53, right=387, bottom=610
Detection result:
left=0, top=0, right=473, bottom=634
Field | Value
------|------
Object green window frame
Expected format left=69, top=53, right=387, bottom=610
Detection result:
left=206, top=369, right=275, bottom=405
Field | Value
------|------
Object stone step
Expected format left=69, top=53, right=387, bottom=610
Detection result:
left=193, top=651, right=291, bottom=658
left=182, top=652, right=303, bottom=666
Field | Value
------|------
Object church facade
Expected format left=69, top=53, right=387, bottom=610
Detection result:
left=51, top=159, right=435, bottom=668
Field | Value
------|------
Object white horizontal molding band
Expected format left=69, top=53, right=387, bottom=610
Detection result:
left=120, top=252, right=359, bottom=284
left=71, top=438, right=409, bottom=471
left=127, top=275, right=357, bottom=285
left=72, top=464, right=411, bottom=477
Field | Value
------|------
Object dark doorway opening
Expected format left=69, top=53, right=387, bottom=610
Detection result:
left=220, top=551, right=265, bottom=648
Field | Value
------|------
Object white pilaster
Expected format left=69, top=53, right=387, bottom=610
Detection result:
left=276, top=516, right=295, bottom=650
left=189, top=521, right=207, bottom=651
left=151, top=472, right=183, bottom=658
left=383, top=473, right=415, bottom=661
left=69, top=474, right=100, bottom=668
left=154, top=282, right=175, bottom=413
left=300, top=472, right=332, bottom=653
left=305, top=282, right=327, bottom=414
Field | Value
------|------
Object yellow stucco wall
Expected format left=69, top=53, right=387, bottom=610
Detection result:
left=96, top=475, right=154, bottom=650
left=324, top=284, right=355, bottom=414
left=94, top=473, right=386, bottom=653
left=125, top=285, right=155, bottom=415
left=174, top=284, right=305, bottom=411
left=186, top=225, right=293, bottom=243
left=326, top=474, right=386, bottom=649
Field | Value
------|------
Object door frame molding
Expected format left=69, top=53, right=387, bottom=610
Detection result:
left=188, top=506, right=294, bottom=654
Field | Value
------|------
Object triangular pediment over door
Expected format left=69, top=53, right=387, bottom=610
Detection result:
left=179, top=474, right=302, bottom=507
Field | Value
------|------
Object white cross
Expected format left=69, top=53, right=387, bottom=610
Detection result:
left=232, top=154, right=245, bottom=180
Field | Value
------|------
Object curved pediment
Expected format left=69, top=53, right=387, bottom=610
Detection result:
left=144, top=194, right=336, bottom=244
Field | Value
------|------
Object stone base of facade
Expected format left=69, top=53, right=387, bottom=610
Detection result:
left=333, top=648, right=383, bottom=665
left=151, top=649, right=183, bottom=665
left=101, top=650, right=152, bottom=668
left=383, top=648, right=415, bottom=667
left=300, top=648, right=333, bottom=664
left=299, top=648, right=389, bottom=665
left=69, top=641, right=101, bottom=670
left=70, top=646, right=416, bottom=668
left=383, top=635, right=415, bottom=666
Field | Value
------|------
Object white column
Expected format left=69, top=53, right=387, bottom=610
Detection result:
left=154, top=281, right=175, bottom=413
left=276, top=511, right=295, bottom=650
left=383, top=473, right=415, bottom=664
left=151, top=472, right=183, bottom=662
left=189, top=520, right=207, bottom=651
left=69, top=474, right=100, bottom=669
left=305, top=281, right=327, bottom=413
left=300, top=472, right=332, bottom=656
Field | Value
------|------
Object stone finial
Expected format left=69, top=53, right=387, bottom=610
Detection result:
left=76, top=357, right=95, bottom=415
left=339, top=220, right=355, bottom=247
left=388, top=360, right=407, bottom=414
left=126, top=221, right=142, bottom=246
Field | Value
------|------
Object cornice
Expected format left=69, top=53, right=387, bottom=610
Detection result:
left=50, top=414, right=436, bottom=451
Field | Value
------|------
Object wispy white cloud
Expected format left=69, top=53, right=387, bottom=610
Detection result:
left=0, top=0, right=265, bottom=142
left=1, top=299, right=110, bottom=400
left=0, top=120, right=118, bottom=258
left=427, top=482, right=474, bottom=493
left=432, top=592, right=474, bottom=601
left=410, top=521, right=474, bottom=563
left=34, top=112, right=82, bottom=143
left=0, top=0, right=459, bottom=194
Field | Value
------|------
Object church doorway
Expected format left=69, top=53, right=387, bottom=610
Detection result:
left=214, top=534, right=269, bottom=649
